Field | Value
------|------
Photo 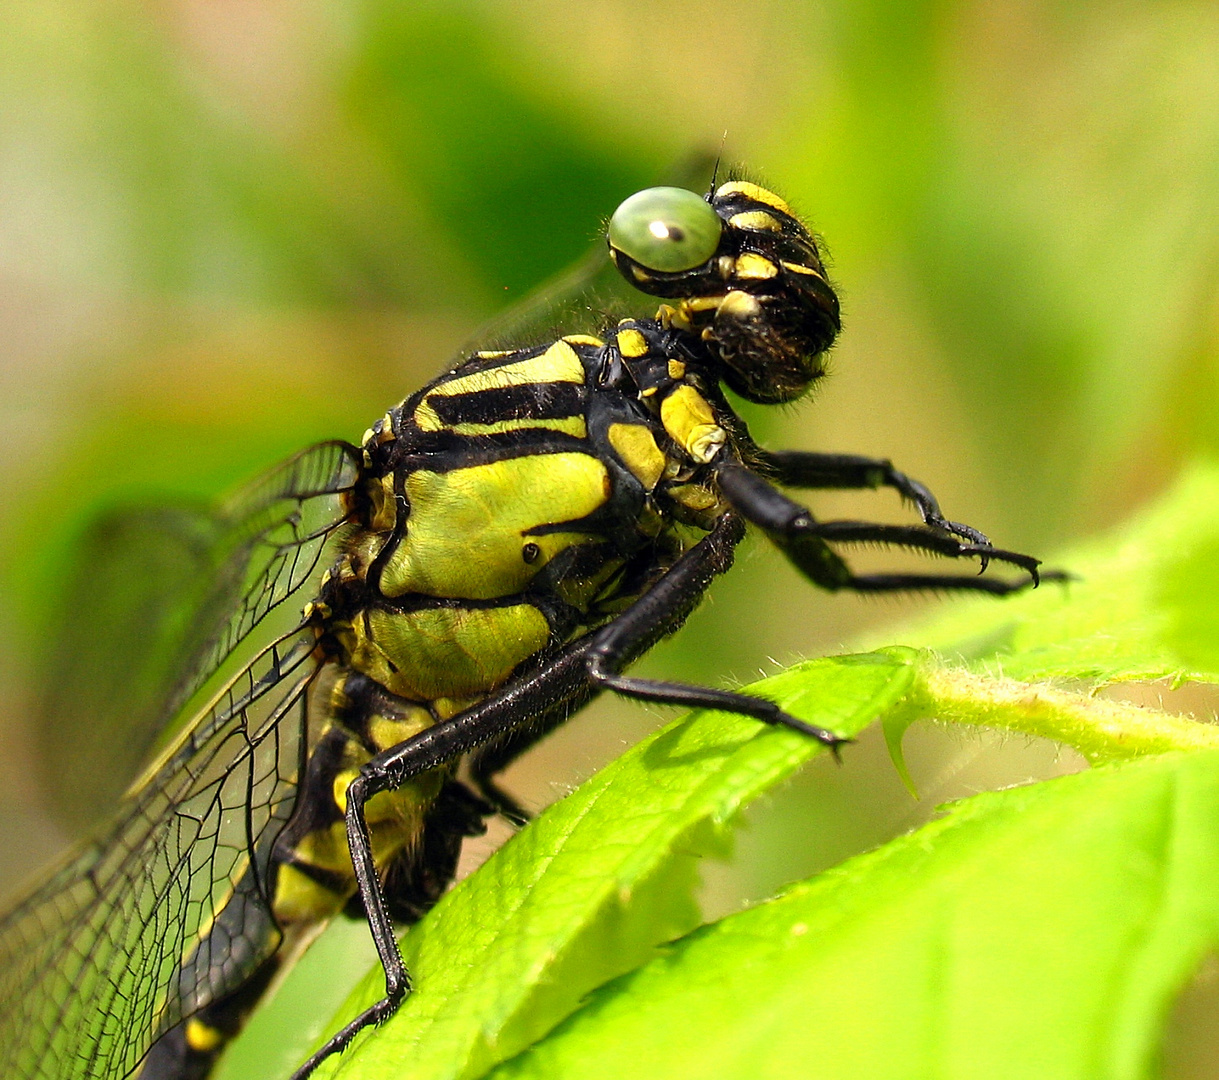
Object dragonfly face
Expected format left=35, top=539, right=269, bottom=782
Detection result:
left=0, top=175, right=1055, bottom=1080
left=608, top=181, right=840, bottom=402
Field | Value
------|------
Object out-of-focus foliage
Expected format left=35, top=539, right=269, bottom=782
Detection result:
left=264, top=466, right=1219, bottom=1080
left=1, top=0, right=1218, bottom=1074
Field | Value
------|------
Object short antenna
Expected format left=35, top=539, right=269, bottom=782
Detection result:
left=708, top=131, right=729, bottom=196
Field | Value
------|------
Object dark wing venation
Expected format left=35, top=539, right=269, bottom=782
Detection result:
left=37, top=441, right=361, bottom=833
left=0, top=634, right=318, bottom=1080
left=164, top=440, right=361, bottom=734
left=471, top=239, right=648, bottom=352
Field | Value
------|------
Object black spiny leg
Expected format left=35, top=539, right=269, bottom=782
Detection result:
left=717, top=459, right=1052, bottom=595
left=294, top=513, right=821, bottom=1078
left=582, top=516, right=847, bottom=753
left=758, top=448, right=991, bottom=548
left=288, top=646, right=598, bottom=1080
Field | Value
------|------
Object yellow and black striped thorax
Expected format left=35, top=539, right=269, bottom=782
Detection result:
left=313, top=328, right=730, bottom=709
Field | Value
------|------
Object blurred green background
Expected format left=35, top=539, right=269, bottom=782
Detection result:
left=1, top=0, right=1218, bottom=1073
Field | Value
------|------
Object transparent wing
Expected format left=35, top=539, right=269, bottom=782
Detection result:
left=0, top=633, right=317, bottom=1080
left=36, top=440, right=361, bottom=833
left=470, top=235, right=649, bottom=351
left=467, top=150, right=719, bottom=352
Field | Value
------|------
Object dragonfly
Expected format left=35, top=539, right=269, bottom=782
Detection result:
left=0, top=171, right=1056, bottom=1080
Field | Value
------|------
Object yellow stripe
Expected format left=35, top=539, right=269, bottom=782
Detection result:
left=443, top=416, right=587, bottom=438
left=187, top=851, right=248, bottom=949
left=677, top=296, right=725, bottom=315
left=415, top=340, right=586, bottom=431
left=272, top=862, right=348, bottom=925
left=781, top=260, right=825, bottom=279
left=735, top=253, right=778, bottom=280
left=716, top=181, right=792, bottom=215
left=729, top=210, right=782, bottom=232
left=292, top=820, right=352, bottom=876
left=563, top=334, right=604, bottom=347
left=608, top=423, right=666, bottom=491
left=454, top=340, right=585, bottom=392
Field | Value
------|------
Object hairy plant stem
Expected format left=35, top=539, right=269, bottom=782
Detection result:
left=909, top=661, right=1219, bottom=763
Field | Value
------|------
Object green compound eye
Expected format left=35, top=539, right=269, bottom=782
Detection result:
left=608, top=186, right=722, bottom=272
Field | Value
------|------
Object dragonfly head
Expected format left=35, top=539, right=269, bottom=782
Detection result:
left=607, top=181, right=841, bottom=404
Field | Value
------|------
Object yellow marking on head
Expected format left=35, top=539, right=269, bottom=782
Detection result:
left=656, top=303, right=687, bottom=331
left=379, top=452, right=609, bottom=600
left=608, top=423, right=667, bottom=491
left=640, top=386, right=658, bottom=397
left=729, top=210, right=782, bottom=232
left=667, top=359, right=686, bottom=380
left=563, top=334, right=605, bottom=347
left=679, top=296, right=726, bottom=315
left=474, top=349, right=512, bottom=359
left=444, top=416, right=586, bottom=439
left=735, top=253, right=778, bottom=280
left=360, top=427, right=376, bottom=448
left=717, top=290, right=763, bottom=320
left=272, top=862, right=348, bottom=926
left=660, top=385, right=726, bottom=464
left=716, top=181, right=792, bottom=215
left=781, top=260, right=825, bottom=279
left=415, top=341, right=585, bottom=430
left=185, top=1020, right=226, bottom=1054
left=616, top=328, right=649, bottom=359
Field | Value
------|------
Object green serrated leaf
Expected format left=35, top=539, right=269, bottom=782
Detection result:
left=487, top=749, right=1219, bottom=1080
left=867, top=462, right=1219, bottom=685
left=310, top=651, right=918, bottom=1080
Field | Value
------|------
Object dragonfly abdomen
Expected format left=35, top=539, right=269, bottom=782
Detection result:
left=139, top=672, right=483, bottom=1080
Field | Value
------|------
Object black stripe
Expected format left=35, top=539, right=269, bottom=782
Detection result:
left=428, top=381, right=586, bottom=426
left=376, top=591, right=569, bottom=616
left=403, top=429, right=591, bottom=470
